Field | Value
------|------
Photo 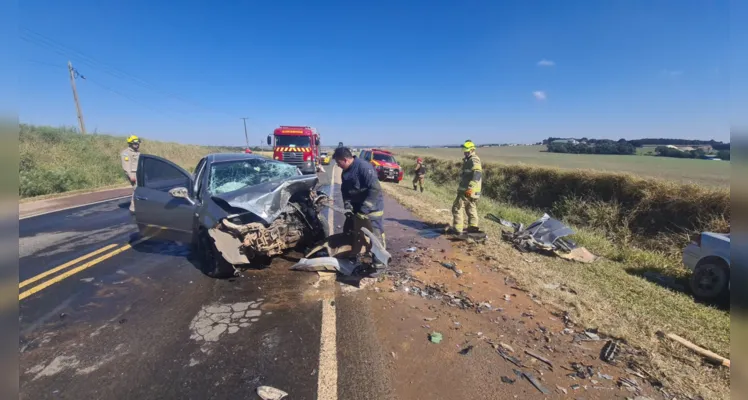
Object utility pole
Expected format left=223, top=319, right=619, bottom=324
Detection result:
left=240, top=117, right=249, bottom=149
left=68, top=61, right=87, bottom=134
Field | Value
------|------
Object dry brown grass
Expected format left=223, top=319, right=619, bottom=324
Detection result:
left=381, top=176, right=730, bottom=400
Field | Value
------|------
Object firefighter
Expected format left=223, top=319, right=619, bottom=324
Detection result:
left=412, top=157, right=426, bottom=192
left=121, top=135, right=141, bottom=213
left=332, top=146, right=386, bottom=275
left=451, top=140, right=482, bottom=239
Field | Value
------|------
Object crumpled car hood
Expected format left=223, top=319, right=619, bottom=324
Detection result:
left=211, top=174, right=319, bottom=224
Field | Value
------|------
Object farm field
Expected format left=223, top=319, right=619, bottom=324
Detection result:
left=394, top=145, right=729, bottom=187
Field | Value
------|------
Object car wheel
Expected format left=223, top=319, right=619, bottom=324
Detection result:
left=198, top=230, right=235, bottom=279
left=689, top=261, right=729, bottom=301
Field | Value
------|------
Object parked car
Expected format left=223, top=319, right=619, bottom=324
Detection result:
left=682, top=232, right=731, bottom=301
left=358, top=148, right=404, bottom=183
left=320, top=152, right=331, bottom=165
left=133, top=153, right=330, bottom=278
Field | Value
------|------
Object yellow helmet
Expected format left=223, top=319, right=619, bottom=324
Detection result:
left=127, top=135, right=140, bottom=144
left=462, top=140, right=476, bottom=151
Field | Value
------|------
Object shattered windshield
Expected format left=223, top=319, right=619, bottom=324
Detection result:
left=208, top=159, right=300, bottom=195
left=373, top=153, right=396, bottom=164
left=274, top=135, right=311, bottom=147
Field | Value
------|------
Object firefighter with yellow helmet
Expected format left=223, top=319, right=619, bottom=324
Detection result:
left=451, top=140, right=483, bottom=239
left=121, top=135, right=141, bottom=213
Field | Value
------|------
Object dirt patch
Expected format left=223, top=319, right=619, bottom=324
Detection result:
left=341, top=195, right=669, bottom=399
left=379, top=181, right=730, bottom=400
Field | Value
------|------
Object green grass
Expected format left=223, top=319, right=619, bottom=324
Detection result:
left=381, top=165, right=730, bottom=400
left=393, top=146, right=730, bottom=188
left=19, top=124, right=245, bottom=198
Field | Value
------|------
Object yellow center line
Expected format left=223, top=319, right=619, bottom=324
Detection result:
left=19, top=243, right=119, bottom=289
left=19, top=234, right=154, bottom=301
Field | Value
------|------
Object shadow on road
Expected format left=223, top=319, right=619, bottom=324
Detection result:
left=625, top=267, right=729, bottom=311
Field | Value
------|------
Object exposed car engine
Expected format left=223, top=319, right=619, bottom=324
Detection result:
left=215, top=189, right=330, bottom=260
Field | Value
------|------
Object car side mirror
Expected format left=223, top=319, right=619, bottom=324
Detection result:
left=315, top=138, right=320, bottom=146
left=169, top=187, right=195, bottom=205
left=266, top=136, right=272, bottom=146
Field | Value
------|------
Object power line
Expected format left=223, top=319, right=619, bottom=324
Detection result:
left=21, top=28, right=237, bottom=118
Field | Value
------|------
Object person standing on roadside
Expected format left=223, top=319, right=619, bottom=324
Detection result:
left=121, top=135, right=141, bottom=213
left=451, top=140, right=482, bottom=239
left=332, top=146, right=387, bottom=276
left=413, top=157, right=426, bottom=192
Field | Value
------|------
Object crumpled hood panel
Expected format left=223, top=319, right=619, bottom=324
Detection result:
left=212, top=174, right=319, bottom=224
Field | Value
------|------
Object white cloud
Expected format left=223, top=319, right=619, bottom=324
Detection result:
left=537, top=59, right=555, bottom=67
left=533, top=91, right=547, bottom=101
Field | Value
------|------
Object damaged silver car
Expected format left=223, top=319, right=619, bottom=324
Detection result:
left=132, top=153, right=330, bottom=278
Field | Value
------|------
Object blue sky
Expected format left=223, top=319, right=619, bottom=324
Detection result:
left=19, top=0, right=730, bottom=146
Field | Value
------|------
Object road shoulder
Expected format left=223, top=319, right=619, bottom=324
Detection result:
left=20, top=187, right=132, bottom=219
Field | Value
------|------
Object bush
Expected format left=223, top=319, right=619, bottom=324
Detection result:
left=402, top=155, right=730, bottom=256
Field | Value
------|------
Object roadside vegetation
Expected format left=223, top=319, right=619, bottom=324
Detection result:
left=382, top=155, right=730, bottom=399
left=19, top=124, right=246, bottom=198
left=396, top=146, right=731, bottom=188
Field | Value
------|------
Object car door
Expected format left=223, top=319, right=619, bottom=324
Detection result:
left=133, top=154, right=196, bottom=243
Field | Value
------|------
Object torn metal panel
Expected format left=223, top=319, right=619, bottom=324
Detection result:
left=212, top=175, right=319, bottom=225
left=208, top=228, right=251, bottom=265
left=290, top=257, right=358, bottom=276
left=523, top=213, right=575, bottom=247
left=490, top=212, right=598, bottom=263
left=362, top=227, right=391, bottom=267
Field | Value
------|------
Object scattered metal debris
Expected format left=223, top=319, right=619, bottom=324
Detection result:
left=438, top=261, right=463, bottom=277
left=584, top=331, right=601, bottom=341
left=256, top=385, right=288, bottom=400
left=524, top=350, right=554, bottom=370
left=290, top=257, right=358, bottom=276
left=459, top=345, right=474, bottom=355
left=521, top=370, right=551, bottom=395
left=487, top=213, right=598, bottom=263
left=556, top=385, right=568, bottom=394
left=405, top=247, right=417, bottom=253
left=500, top=376, right=516, bottom=384
left=498, top=348, right=524, bottom=368
left=601, top=340, right=619, bottom=362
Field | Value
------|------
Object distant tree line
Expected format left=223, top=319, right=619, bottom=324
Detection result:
left=628, top=138, right=729, bottom=149
left=546, top=138, right=636, bottom=155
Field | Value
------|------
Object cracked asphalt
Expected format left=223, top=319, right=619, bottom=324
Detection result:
left=18, top=166, right=390, bottom=400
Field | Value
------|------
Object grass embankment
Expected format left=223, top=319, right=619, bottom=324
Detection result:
left=19, top=124, right=245, bottom=199
left=384, top=155, right=730, bottom=399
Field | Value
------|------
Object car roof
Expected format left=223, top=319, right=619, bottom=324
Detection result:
left=206, top=153, right=269, bottom=163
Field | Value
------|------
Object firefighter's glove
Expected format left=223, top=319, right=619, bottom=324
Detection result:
left=355, top=212, right=369, bottom=220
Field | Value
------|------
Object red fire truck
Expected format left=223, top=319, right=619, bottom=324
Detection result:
left=266, top=126, right=321, bottom=174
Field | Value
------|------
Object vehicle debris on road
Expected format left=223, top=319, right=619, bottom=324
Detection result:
left=256, top=385, right=288, bottom=400
left=487, top=213, right=598, bottom=263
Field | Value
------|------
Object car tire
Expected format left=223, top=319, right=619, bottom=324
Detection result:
left=689, top=260, right=729, bottom=301
left=197, top=230, right=235, bottom=279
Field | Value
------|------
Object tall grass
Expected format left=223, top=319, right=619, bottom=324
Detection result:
left=19, top=124, right=243, bottom=198
left=399, top=154, right=730, bottom=277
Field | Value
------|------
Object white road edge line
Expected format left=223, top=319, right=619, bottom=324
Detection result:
left=317, top=165, right=338, bottom=400
left=19, top=195, right=132, bottom=220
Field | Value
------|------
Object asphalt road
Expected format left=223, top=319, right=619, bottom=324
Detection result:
left=19, top=166, right=390, bottom=400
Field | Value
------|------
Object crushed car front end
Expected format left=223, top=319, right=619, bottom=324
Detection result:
left=204, top=175, right=330, bottom=266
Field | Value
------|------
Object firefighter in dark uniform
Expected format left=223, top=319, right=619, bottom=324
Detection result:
left=332, top=146, right=386, bottom=275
